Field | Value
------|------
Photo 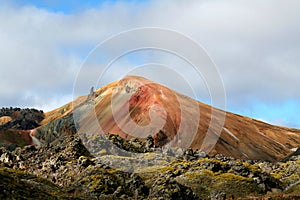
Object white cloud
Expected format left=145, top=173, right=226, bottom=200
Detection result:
left=0, top=0, right=299, bottom=128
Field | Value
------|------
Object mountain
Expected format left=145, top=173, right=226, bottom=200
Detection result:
left=1, top=75, right=300, bottom=199
left=34, top=75, right=299, bottom=162
left=0, top=108, right=44, bottom=148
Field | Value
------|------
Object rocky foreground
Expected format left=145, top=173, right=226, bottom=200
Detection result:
left=0, top=133, right=299, bottom=200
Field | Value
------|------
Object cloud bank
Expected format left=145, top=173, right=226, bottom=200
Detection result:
left=0, top=0, right=299, bottom=127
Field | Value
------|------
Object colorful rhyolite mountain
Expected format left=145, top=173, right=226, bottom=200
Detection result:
left=2, top=76, right=299, bottom=161
left=34, top=75, right=299, bottom=161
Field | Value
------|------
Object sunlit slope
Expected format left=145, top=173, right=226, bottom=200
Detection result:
left=41, top=76, right=300, bottom=161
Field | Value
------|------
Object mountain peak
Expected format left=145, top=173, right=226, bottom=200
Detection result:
left=59, top=76, right=300, bottom=161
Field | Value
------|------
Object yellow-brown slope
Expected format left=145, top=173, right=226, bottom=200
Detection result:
left=42, top=76, right=300, bottom=161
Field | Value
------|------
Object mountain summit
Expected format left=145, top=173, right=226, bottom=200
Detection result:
left=38, top=75, right=300, bottom=161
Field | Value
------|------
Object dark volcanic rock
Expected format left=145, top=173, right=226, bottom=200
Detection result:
left=148, top=171, right=200, bottom=200
left=35, top=113, right=76, bottom=144
left=0, top=120, right=299, bottom=199
left=0, top=107, right=44, bottom=130
left=280, top=147, right=300, bottom=162
left=0, top=167, right=72, bottom=200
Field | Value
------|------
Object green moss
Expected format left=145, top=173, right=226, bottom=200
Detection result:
left=270, top=162, right=300, bottom=185
left=271, top=170, right=283, bottom=179
left=197, top=158, right=227, bottom=166
left=285, top=182, right=300, bottom=194
left=175, top=168, right=262, bottom=199
left=89, top=174, right=110, bottom=193
left=0, top=167, right=71, bottom=199
left=78, top=168, right=120, bottom=195
left=217, top=173, right=252, bottom=182
left=140, top=152, right=156, bottom=160
left=184, top=169, right=214, bottom=180
left=97, top=148, right=108, bottom=155
left=65, top=159, right=77, bottom=165
left=0, top=167, right=27, bottom=177
left=172, top=160, right=191, bottom=169
left=281, top=174, right=300, bottom=186
left=243, top=162, right=260, bottom=173
left=137, top=165, right=175, bottom=187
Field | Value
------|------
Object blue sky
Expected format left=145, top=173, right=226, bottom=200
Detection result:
left=8, top=0, right=147, bottom=13
left=9, top=0, right=116, bottom=13
left=0, top=0, right=299, bottom=128
left=242, top=100, right=300, bottom=128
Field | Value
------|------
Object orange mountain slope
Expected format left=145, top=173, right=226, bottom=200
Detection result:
left=42, top=76, right=300, bottom=161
